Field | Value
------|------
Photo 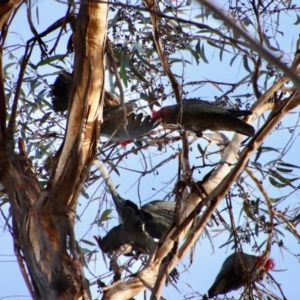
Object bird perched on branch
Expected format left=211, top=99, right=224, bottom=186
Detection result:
left=208, top=252, right=275, bottom=298
left=51, top=71, right=159, bottom=143
left=93, top=160, right=175, bottom=241
left=93, top=199, right=175, bottom=256
left=152, top=99, right=255, bottom=137
left=51, top=71, right=121, bottom=112
left=93, top=159, right=178, bottom=282
left=94, top=220, right=157, bottom=257
left=93, top=202, right=178, bottom=282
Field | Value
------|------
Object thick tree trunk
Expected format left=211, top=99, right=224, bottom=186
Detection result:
left=0, top=1, right=108, bottom=299
left=0, top=0, right=21, bottom=28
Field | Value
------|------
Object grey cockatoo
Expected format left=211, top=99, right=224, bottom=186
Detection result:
left=152, top=99, right=255, bottom=137
left=208, top=251, right=275, bottom=298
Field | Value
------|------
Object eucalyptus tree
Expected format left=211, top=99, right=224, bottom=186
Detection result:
left=0, top=1, right=300, bottom=300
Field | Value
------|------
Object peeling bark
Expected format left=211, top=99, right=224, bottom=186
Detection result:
left=0, top=0, right=21, bottom=29
left=0, top=1, right=108, bottom=299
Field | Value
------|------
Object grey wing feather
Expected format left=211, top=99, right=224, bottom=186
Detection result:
left=142, top=200, right=175, bottom=220
left=122, top=113, right=159, bottom=140
left=182, top=99, right=228, bottom=115
left=141, top=200, right=175, bottom=239
left=102, top=113, right=159, bottom=142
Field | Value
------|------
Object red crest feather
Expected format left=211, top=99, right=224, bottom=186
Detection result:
left=152, top=110, right=160, bottom=119
left=265, top=258, right=275, bottom=271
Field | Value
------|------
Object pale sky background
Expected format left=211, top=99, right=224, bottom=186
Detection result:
left=1, top=1, right=300, bottom=299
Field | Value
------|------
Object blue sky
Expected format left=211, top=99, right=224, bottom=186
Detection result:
left=1, top=1, right=300, bottom=299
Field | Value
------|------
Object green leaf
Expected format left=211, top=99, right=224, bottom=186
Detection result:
left=39, top=112, right=51, bottom=126
left=185, top=46, right=200, bottom=65
left=269, top=170, right=299, bottom=185
left=206, top=78, right=223, bottom=92
left=243, top=201, right=255, bottom=220
left=212, top=13, right=223, bottom=20
left=294, top=14, right=300, bottom=25
left=36, top=4, right=39, bottom=24
left=256, top=240, right=266, bottom=252
left=195, top=40, right=200, bottom=54
left=113, top=167, right=120, bottom=177
left=219, top=238, right=234, bottom=249
left=169, top=58, right=191, bottom=65
left=242, top=55, right=251, bottom=73
left=36, top=55, right=66, bottom=67
left=270, top=196, right=284, bottom=203
left=263, top=33, right=280, bottom=51
left=255, top=223, right=259, bottom=237
left=80, top=247, right=92, bottom=254
left=242, top=17, right=253, bottom=27
left=120, top=60, right=128, bottom=87
left=81, top=190, right=89, bottom=199
left=254, top=147, right=262, bottom=163
left=252, top=161, right=262, bottom=169
left=277, top=167, right=293, bottom=173
left=98, top=209, right=113, bottom=225
left=35, top=148, right=43, bottom=159
left=219, top=42, right=224, bottom=62
left=0, top=197, right=9, bottom=207
left=274, top=228, right=285, bottom=237
left=269, top=176, right=288, bottom=188
left=199, top=43, right=209, bottom=63
left=81, top=239, right=96, bottom=246
left=278, top=162, right=300, bottom=169
left=254, top=145, right=280, bottom=162
left=207, top=41, right=229, bottom=52
left=133, top=42, right=145, bottom=53
left=238, top=205, right=244, bottom=224
left=229, top=53, right=238, bottom=66
left=254, top=198, right=260, bottom=215
left=130, top=66, right=147, bottom=83
left=140, top=93, right=152, bottom=102
left=221, top=222, right=233, bottom=233
left=197, top=143, right=205, bottom=156
left=4, top=62, right=16, bottom=73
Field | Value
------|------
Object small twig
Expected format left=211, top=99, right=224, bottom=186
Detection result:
left=215, top=74, right=252, bottom=102
left=48, top=5, right=75, bottom=54
left=225, top=195, right=240, bottom=248
left=273, top=210, right=300, bottom=242
left=105, top=39, right=125, bottom=121
left=196, top=0, right=300, bottom=90
left=26, top=0, right=47, bottom=57
left=93, top=159, right=120, bottom=201
left=6, top=13, right=76, bottom=149
left=267, top=272, right=288, bottom=300
left=6, top=40, right=34, bottom=150
left=245, top=166, right=273, bottom=257
left=143, top=0, right=182, bottom=104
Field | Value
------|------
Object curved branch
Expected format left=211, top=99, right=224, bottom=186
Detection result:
left=197, top=0, right=300, bottom=90
left=143, top=0, right=182, bottom=104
